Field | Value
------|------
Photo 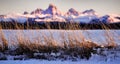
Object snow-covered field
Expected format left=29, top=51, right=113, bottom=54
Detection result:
left=0, top=30, right=120, bottom=64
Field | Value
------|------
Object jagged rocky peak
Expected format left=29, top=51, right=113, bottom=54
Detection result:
left=35, top=8, right=43, bottom=14
left=69, top=8, right=77, bottom=12
left=44, top=3, right=61, bottom=15
left=23, top=11, right=29, bottom=15
left=82, top=9, right=96, bottom=15
left=67, top=8, right=79, bottom=16
left=48, top=3, right=57, bottom=9
left=31, top=8, right=43, bottom=14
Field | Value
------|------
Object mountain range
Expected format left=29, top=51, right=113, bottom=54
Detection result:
left=0, top=4, right=120, bottom=24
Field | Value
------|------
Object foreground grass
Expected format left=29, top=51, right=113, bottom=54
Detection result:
left=0, top=20, right=119, bottom=60
left=0, top=29, right=119, bottom=61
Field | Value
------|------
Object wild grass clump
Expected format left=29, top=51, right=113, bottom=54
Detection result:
left=12, top=40, right=98, bottom=60
left=0, top=29, right=8, bottom=52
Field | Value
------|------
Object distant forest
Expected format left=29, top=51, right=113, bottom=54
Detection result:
left=0, top=21, right=120, bottom=29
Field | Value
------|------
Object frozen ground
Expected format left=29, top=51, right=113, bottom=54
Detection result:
left=0, top=56, right=120, bottom=64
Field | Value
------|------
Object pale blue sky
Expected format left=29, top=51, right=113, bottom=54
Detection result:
left=0, top=0, right=120, bottom=15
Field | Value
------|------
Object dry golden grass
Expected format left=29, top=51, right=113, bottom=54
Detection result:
left=0, top=29, right=118, bottom=51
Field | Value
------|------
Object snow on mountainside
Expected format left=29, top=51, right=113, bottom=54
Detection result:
left=0, top=13, right=27, bottom=23
left=0, top=4, right=120, bottom=23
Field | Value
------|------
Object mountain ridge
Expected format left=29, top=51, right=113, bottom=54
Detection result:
left=0, top=4, right=120, bottom=23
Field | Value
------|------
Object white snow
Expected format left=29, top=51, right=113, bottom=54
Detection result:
left=0, top=58, right=120, bottom=64
left=72, top=15, right=98, bottom=23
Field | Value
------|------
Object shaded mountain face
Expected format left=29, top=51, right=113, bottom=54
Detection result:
left=0, top=4, right=120, bottom=23
left=100, top=15, right=110, bottom=23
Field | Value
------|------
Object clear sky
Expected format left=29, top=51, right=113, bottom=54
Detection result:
left=0, top=0, right=120, bottom=15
